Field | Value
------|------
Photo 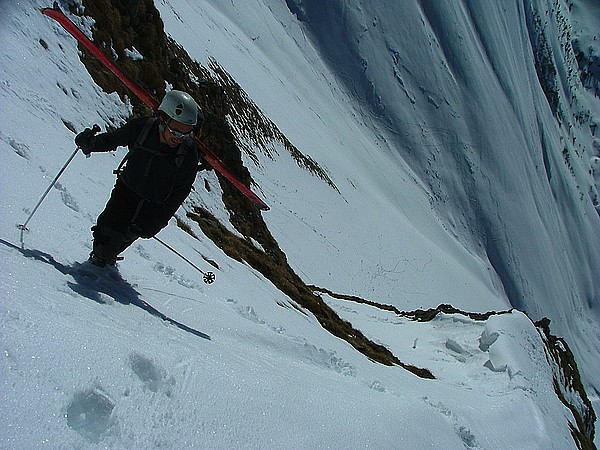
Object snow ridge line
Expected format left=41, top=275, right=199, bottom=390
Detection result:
left=310, top=284, right=507, bottom=322
left=312, top=284, right=597, bottom=447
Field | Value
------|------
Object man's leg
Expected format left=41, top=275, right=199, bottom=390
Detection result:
left=91, top=225, right=137, bottom=262
left=91, top=181, right=142, bottom=264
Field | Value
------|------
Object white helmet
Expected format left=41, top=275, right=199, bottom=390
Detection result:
left=158, top=90, right=198, bottom=125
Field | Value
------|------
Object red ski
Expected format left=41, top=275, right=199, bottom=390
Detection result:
left=42, top=6, right=269, bottom=211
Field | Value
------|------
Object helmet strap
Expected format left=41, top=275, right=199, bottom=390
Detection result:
left=158, top=116, right=170, bottom=143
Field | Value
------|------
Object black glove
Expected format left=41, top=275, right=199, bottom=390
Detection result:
left=75, top=124, right=101, bottom=155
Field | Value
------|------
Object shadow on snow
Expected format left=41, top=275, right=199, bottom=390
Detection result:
left=1, top=238, right=210, bottom=340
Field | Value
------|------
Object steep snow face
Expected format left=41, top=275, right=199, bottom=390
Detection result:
left=309, top=0, right=599, bottom=322
left=175, top=0, right=600, bottom=392
left=0, top=0, right=598, bottom=448
left=158, top=1, right=511, bottom=313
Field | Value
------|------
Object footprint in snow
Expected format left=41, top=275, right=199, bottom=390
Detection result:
left=0, top=130, right=31, bottom=159
left=65, top=388, right=116, bottom=444
left=226, top=298, right=285, bottom=333
left=129, top=352, right=175, bottom=396
left=445, top=338, right=472, bottom=363
left=54, top=181, right=80, bottom=212
left=300, top=342, right=357, bottom=377
left=153, top=261, right=202, bottom=289
left=424, top=397, right=479, bottom=449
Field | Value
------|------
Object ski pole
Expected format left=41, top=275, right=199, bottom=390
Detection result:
left=152, top=236, right=216, bottom=284
left=18, top=147, right=80, bottom=247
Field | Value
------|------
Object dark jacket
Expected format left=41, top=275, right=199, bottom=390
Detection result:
left=91, top=117, right=198, bottom=196
left=88, top=118, right=200, bottom=234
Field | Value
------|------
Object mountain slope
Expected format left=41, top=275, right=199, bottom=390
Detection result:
left=1, top=0, right=598, bottom=448
left=173, top=0, right=600, bottom=403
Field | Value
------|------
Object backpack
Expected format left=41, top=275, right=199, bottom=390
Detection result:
left=113, top=118, right=197, bottom=203
left=113, top=118, right=196, bottom=176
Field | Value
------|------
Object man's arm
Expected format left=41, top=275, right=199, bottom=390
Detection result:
left=75, top=120, right=143, bottom=154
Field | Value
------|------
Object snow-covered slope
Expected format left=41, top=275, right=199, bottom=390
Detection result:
left=166, top=0, right=600, bottom=403
left=1, top=0, right=598, bottom=448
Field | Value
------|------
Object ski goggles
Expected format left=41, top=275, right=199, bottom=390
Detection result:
left=166, top=123, right=193, bottom=139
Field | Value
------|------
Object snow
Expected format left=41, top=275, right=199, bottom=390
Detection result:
left=124, top=47, right=144, bottom=61
left=1, top=0, right=598, bottom=448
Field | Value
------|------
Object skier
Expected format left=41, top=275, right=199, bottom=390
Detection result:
left=75, top=90, right=203, bottom=267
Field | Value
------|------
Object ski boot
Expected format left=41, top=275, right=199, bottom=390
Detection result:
left=88, top=252, right=120, bottom=268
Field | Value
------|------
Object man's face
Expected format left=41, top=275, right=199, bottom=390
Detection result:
left=162, top=119, right=194, bottom=148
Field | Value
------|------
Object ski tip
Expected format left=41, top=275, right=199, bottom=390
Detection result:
left=40, top=4, right=61, bottom=15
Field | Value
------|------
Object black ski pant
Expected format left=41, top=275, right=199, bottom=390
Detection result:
left=92, top=180, right=166, bottom=260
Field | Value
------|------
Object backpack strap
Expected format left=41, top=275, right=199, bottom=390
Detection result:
left=174, top=136, right=194, bottom=169
left=113, top=118, right=157, bottom=176
left=135, top=118, right=158, bottom=149
left=158, top=137, right=195, bottom=202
